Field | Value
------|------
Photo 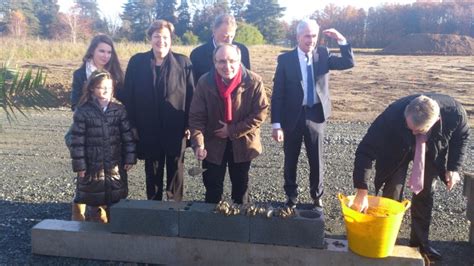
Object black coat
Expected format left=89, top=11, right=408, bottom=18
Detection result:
left=70, top=100, right=137, bottom=206
left=190, top=40, right=251, bottom=84
left=70, top=65, right=87, bottom=110
left=353, top=93, right=470, bottom=192
left=271, top=45, right=355, bottom=130
left=116, top=50, right=194, bottom=159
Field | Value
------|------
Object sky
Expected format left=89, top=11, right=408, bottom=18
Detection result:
left=57, top=0, right=418, bottom=22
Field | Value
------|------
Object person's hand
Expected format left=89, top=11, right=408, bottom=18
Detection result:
left=322, top=28, right=346, bottom=42
left=272, top=128, right=284, bottom=142
left=124, top=164, right=133, bottom=171
left=349, top=189, right=369, bottom=213
left=195, top=147, right=207, bottom=161
left=445, top=171, right=460, bottom=191
left=77, top=171, right=86, bottom=178
left=214, top=120, right=229, bottom=139
left=184, top=129, right=191, bottom=140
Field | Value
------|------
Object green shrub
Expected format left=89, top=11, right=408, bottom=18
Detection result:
left=235, top=23, right=265, bottom=46
left=181, top=31, right=200, bottom=45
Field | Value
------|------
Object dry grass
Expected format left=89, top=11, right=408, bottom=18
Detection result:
left=1, top=37, right=472, bottom=126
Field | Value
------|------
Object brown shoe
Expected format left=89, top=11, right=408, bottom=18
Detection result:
left=71, top=203, right=86, bottom=221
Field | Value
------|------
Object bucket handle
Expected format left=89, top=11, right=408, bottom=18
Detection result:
left=338, top=193, right=356, bottom=222
left=401, top=199, right=411, bottom=210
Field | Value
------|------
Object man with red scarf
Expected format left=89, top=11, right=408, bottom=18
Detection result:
left=189, top=43, right=269, bottom=204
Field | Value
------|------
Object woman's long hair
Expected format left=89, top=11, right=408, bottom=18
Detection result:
left=78, top=70, right=113, bottom=107
left=81, top=34, right=124, bottom=89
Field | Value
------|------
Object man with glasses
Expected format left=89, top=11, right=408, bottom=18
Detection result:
left=189, top=43, right=268, bottom=204
left=351, top=94, right=470, bottom=261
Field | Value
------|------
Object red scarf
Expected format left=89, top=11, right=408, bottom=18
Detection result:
left=214, top=67, right=242, bottom=123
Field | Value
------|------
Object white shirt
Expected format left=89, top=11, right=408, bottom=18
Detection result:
left=297, top=47, right=320, bottom=107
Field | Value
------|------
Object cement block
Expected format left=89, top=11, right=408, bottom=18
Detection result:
left=470, top=222, right=474, bottom=245
left=463, top=172, right=474, bottom=198
left=109, top=199, right=187, bottom=236
left=467, top=195, right=474, bottom=221
left=32, top=219, right=424, bottom=265
left=178, top=202, right=249, bottom=242
left=250, top=209, right=325, bottom=248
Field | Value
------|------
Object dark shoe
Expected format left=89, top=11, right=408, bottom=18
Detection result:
left=419, top=245, right=442, bottom=261
left=312, top=198, right=323, bottom=212
left=285, top=197, right=297, bottom=209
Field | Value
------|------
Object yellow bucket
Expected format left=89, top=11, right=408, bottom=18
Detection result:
left=338, top=193, right=411, bottom=258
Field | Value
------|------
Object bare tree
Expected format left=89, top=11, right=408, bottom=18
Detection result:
left=9, top=10, right=28, bottom=37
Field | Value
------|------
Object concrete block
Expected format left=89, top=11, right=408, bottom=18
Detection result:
left=109, top=199, right=187, bottom=236
left=178, top=202, right=249, bottom=242
left=32, top=219, right=424, bottom=265
left=250, top=209, right=325, bottom=248
left=470, top=222, right=474, bottom=245
left=467, top=195, right=474, bottom=221
left=463, top=172, right=474, bottom=198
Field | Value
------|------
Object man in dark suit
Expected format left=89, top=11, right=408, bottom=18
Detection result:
left=190, top=14, right=250, bottom=83
left=271, top=19, right=354, bottom=211
left=350, top=94, right=470, bottom=261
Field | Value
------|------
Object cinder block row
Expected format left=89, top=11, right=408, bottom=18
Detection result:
left=110, top=200, right=325, bottom=248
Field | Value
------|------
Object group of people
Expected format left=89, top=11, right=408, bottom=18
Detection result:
left=66, top=14, right=470, bottom=261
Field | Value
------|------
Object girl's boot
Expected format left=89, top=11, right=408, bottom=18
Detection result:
left=71, top=203, right=86, bottom=221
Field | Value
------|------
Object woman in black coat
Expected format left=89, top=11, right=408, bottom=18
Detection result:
left=117, top=20, right=194, bottom=201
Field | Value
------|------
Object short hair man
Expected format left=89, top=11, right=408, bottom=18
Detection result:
left=189, top=43, right=268, bottom=204
left=351, top=94, right=470, bottom=261
left=271, top=19, right=354, bottom=211
left=190, top=14, right=251, bottom=83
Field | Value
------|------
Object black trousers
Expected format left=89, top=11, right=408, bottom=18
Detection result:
left=380, top=159, right=439, bottom=247
left=202, top=140, right=251, bottom=204
left=144, top=138, right=186, bottom=201
left=283, top=105, right=325, bottom=201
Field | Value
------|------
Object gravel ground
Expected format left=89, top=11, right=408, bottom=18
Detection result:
left=0, top=108, right=473, bottom=265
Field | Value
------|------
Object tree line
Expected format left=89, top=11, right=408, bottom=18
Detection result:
left=0, top=0, right=472, bottom=48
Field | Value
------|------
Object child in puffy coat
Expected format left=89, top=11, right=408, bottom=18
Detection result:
left=69, top=70, right=136, bottom=223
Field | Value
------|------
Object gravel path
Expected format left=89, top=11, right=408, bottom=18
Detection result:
left=0, top=108, right=472, bottom=265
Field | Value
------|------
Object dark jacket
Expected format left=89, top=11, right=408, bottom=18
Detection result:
left=70, top=65, right=87, bottom=110
left=116, top=50, right=194, bottom=159
left=271, top=45, right=354, bottom=130
left=70, top=99, right=137, bottom=206
left=189, top=66, right=268, bottom=165
left=353, top=93, right=470, bottom=192
left=190, top=40, right=251, bottom=84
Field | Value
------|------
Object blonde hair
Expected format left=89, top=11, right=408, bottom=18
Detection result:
left=404, top=95, right=440, bottom=129
left=147, top=20, right=175, bottom=39
left=78, top=70, right=113, bottom=106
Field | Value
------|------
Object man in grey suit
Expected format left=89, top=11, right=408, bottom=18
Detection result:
left=271, top=19, right=354, bottom=211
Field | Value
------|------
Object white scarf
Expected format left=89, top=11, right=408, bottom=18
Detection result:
left=85, top=59, right=98, bottom=79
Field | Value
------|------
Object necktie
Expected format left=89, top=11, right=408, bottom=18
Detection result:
left=408, top=133, right=428, bottom=194
left=305, top=54, right=315, bottom=107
